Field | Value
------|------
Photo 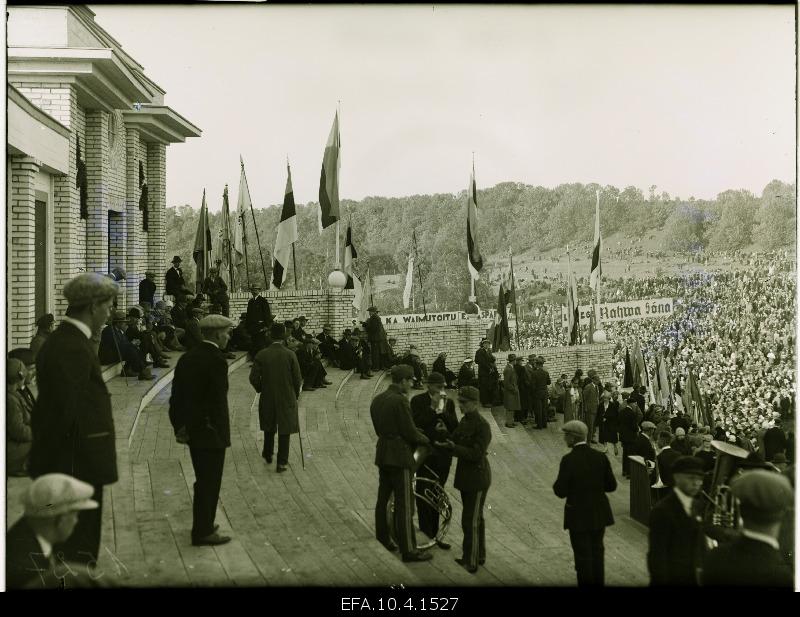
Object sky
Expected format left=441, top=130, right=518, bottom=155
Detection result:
left=90, top=4, right=796, bottom=213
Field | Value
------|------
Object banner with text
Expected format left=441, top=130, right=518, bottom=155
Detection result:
left=560, top=297, right=678, bottom=327
left=382, top=308, right=509, bottom=325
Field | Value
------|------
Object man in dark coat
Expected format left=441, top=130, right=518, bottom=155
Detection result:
left=316, top=324, right=340, bottom=367
left=474, top=339, right=498, bottom=407
left=553, top=420, right=617, bottom=587
left=181, top=307, right=206, bottom=350
left=530, top=357, right=551, bottom=429
left=169, top=314, right=234, bottom=546
left=30, top=273, right=119, bottom=565
left=138, top=271, right=157, bottom=307
left=365, top=306, right=391, bottom=370
left=338, top=329, right=357, bottom=370
left=513, top=356, right=530, bottom=424
left=432, top=352, right=457, bottom=389
left=702, top=470, right=793, bottom=587
left=370, top=364, right=432, bottom=562
left=457, top=358, right=478, bottom=389
left=582, top=372, right=601, bottom=443
left=98, top=310, right=156, bottom=380
left=358, top=330, right=374, bottom=379
left=618, top=395, right=639, bottom=479
left=630, top=386, right=647, bottom=416
left=648, top=456, right=706, bottom=586
left=246, top=285, right=272, bottom=358
left=410, top=372, right=459, bottom=548
left=203, top=265, right=230, bottom=317
left=434, top=386, right=492, bottom=573
left=165, top=255, right=190, bottom=299
left=763, top=419, right=788, bottom=462
left=249, top=323, right=302, bottom=472
left=657, top=431, right=682, bottom=488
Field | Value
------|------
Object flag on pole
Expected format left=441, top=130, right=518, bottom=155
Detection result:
left=343, top=223, right=358, bottom=289
left=358, top=264, right=372, bottom=322
left=318, top=111, right=340, bottom=231
left=491, top=282, right=511, bottom=352
left=587, top=308, right=596, bottom=344
left=590, top=189, right=602, bottom=292
left=623, top=347, right=634, bottom=388
left=139, top=161, right=149, bottom=232
left=657, top=352, right=671, bottom=406
left=402, top=253, right=414, bottom=309
left=273, top=164, right=298, bottom=289
left=193, top=189, right=212, bottom=293
left=219, top=184, right=233, bottom=287
left=566, top=254, right=580, bottom=346
left=466, top=163, right=483, bottom=280
left=233, top=157, right=249, bottom=267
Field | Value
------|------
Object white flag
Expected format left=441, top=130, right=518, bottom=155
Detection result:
left=402, top=255, right=414, bottom=309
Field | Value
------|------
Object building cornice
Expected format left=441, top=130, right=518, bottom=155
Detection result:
left=8, top=84, right=71, bottom=139
left=122, top=105, right=202, bottom=145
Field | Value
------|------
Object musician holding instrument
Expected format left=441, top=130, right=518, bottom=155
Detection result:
left=410, top=372, right=459, bottom=550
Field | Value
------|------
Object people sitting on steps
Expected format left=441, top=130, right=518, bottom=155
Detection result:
left=98, top=310, right=155, bottom=381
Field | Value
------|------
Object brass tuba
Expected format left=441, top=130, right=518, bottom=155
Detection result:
left=701, top=440, right=750, bottom=534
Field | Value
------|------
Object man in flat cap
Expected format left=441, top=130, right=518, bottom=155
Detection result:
left=246, top=284, right=272, bottom=358
left=30, top=272, right=119, bottom=566
left=139, top=271, right=157, bottom=308
left=181, top=306, right=206, bottom=351
left=165, top=256, right=190, bottom=300
left=702, top=470, right=794, bottom=587
left=410, top=372, right=459, bottom=548
left=530, top=356, right=551, bottom=430
left=370, top=364, right=432, bottom=562
left=169, top=313, right=235, bottom=546
left=648, top=456, right=706, bottom=586
left=365, top=306, right=392, bottom=370
left=6, top=474, right=100, bottom=589
left=553, top=420, right=617, bottom=587
left=434, top=385, right=493, bottom=573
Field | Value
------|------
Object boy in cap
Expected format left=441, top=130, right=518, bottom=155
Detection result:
left=702, top=470, right=793, bottom=587
left=434, top=385, right=493, bottom=573
left=29, top=273, right=119, bottom=565
left=553, top=420, right=617, bottom=587
left=6, top=474, right=100, bottom=589
left=648, top=456, right=706, bottom=586
left=169, top=314, right=236, bottom=546
left=370, top=364, right=432, bottom=562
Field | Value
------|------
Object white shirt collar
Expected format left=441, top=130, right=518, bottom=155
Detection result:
left=35, top=533, right=53, bottom=559
left=742, top=529, right=780, bottom=550
left=572, top=441, right=588, bottom=447
left=673, top=486, right=695, bottom=517
left=203, top=340, right=219, bottom=349
left=61, top=316, right=92, bottom=339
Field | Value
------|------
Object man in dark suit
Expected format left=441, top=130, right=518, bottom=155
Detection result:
left=434, top=386, right=492, bottom=573
left=530, top=357, right=551, bottom=429
left=169, top=314, right=235, bottom=546
left=98, top=310, right=156, bottom=380
left=657, top=431, right=682, bottom=488
left=338, top=329, right=357, bottom=370
left=635, top=421, right=657, bottom=464
left=474, top=339, right=498, bottom=407
left=648, top=456, right=706, bottom=586
left=630, top=386, right=647, bottom=416
left=702, top=470, right=793, bottom=587
left=410, top=372, right=459, bottom=549
left=249, top=323, right=302, bottom=471
left=513, top=356, right=531, bottom=424
left=365, top=306, right=391, bottom=370
left=316, top=324, right=340, bottom=367
left=370, top=364, right=432, bottom=562
left=246, top=285, right=272, bottom=358
left=164, top=255, right=189, bottom=299
left=457, top=358, right=478, bottom=389
left=139, top=271, right=157, bottom=307
left=29, top=273, right=120, bottom=565
left=582, top=372, right=601, bottom=443
left=553, top=420, right=617, bottom=587
left=763, top=419, right=788, bottom=462
left=180, top=307, right=206, bottom=350
left=618, top=394, right=639, bottom=479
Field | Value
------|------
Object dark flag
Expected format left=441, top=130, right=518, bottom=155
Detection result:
left=466, top=163, right=483, bottom=280
left=343, top=223, right=358, bottom=289
left=139, top=161, right=149, bottom=231
left=590, top=189, right=602, bottom=292
left=273, top=164, right=298, bottom=289
left=318, top=111, right=340, bottom=231
left=77, top=136, right=88, bottom=220
left=491, top=282, right=511, bottom=352
left=623, top=347, right=634, bottom=388
left=193, top=189, right=212, bottom=293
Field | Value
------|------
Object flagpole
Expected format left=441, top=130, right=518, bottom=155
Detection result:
left=413, top=231, right=427, bottom=318
left=509, top=250, right=521, bottom=351
left=242, top=158, right=270, bottom=290
left=225, top=185, right=235, bottom=290
left=368, top=262, right=374, bottom=306
left=292, top=244, right=298, bottom=291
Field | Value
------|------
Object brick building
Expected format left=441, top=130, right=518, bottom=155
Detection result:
left=6, top=5, right=201, bottom=349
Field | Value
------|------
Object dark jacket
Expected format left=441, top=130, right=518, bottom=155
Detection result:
left=169, top=341, right=231, bottom=449
left=648, top=490, right=703, bottom=586
left=30, top=322, right=118, bottom=486
left=630, top=391, right=646, bottom=414
left=657, top=447, right=683, bottom=487
left=450, top=411, right=492, bottom=491
left=514, top=364, right=530, bottom=409
left=702, top=536, right=793, bottom=588
left=246, top=295, right=272, bottom=330
left=553, top=443, right=616, bottom=531
left=370, top=383, right=429, bottom=468
left=618, top=405, right=639, bottom=443
left=582, top=382, right=600, bottom=418
left=139, top=277, right=156, bottom=307
left=250, top=342, right=302, bottom=435
left=598, top=401, right=620, bottom=443
left=5, top=518, right=56, bottom=589
left=634, top=433, right=657, bottom=462
left=165, top=266, right=187, bottom=297
left=183, top=317, right=203, bottom=350
left=530, top=367, right=550, bottom=399
left=763, top=427, right=788, bottom=461
left=411, top=391, right=458, bottom=478
left=98, top=324, right=137, bottom=365
left=338, top=338, right=358, bottom=370
left=457, top=363, right=477, bottom=388
left=475, top=347, right=496, bottom=376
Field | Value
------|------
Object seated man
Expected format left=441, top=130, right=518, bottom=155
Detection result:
left=98, top=310, right=155, bottom=380
left=180, top=307, right=206, bottom=351
left=297, top=336, right=331, bottom=391
left=432, top=352, right=457, bottom=389
left=338, top=330, right=357, bottom=370
left=152, top=300, right=184, bottom=351
left=385, top=337, right=401, bottom=366
left=125, top=308, right=169, bottom=369
left=457, top=358, right=478, bottom=389
left=316, top=324, right=340, bottom=367
left=170, top=296, right=189, bottom=330
left=7, top=358, right=32, bottom=477
left=8, top=347, right=37, bottom=413
left=401, top=345, right=427, bottom=389
left=229, top=312, right=252, bottom=353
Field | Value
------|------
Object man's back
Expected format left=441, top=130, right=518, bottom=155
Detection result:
left=703, top=537, right=793, bottom=587
left=553, top=444, right=616, bottom=531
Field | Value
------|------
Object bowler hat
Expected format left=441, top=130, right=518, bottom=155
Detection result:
left=671, top=456, right=705, bottom=477
left=426, top=372, right=446, bottom=385
left=368, top=306, right=378, bottom=313
left=171, top=256, right=182, bottom=264
left=24, top=474, right=99, bottom=518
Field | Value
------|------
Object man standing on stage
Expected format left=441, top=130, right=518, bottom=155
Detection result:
left=165, top=255, right=190, bottom=299
left=246, top=284, right=272, bottom=357
left=365, top=306, right=391, bottom=370
left=474, top=338, right=498, bottom=407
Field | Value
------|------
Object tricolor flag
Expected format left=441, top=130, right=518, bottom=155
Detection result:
left=233, top=157, right=249, bottom=268
left=466, top=163, right=483, bottom=280
left=403, top=253, right=414, bottom=309
left=318, top=111, right=341, bottom=231
left=566, top=248, right=580, bottom=345
left=623, top=347, right=634, bottom=388
left=590, top=190, right=602, bottom=292
left=193, top=189, right=213, bottom=293
left=272, top=164, right=298, bottom=289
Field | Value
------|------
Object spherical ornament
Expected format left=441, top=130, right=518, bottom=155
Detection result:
left=592, top=329, right=607, bottom=343
left=327, top=270, right=347, bottom=289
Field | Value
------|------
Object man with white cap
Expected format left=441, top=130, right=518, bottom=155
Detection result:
left=169, top=313, right=235, bottom=546
left=457, top=358, right=477, bottom=389
left=553, top=420, right=617, bottom=587
left=29, top=272, right=119, bottom=566
left=6, top=474, right=99, bottom=589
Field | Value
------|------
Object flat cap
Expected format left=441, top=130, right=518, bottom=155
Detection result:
left=641, top=421, right=657, bottom=431
left=63, top=273, right=119, bottom=307
left=426, top=372, right=446, bottom=385
left=464, top=358, right=473, bottom=363
left=457, top=386, right=480, bottom=402
left=508, top=354, right=517, bottom=362
left=731, top=470, right=793, bottom=522
left=111, top=309, right=128, bottom=322
left=562, top=420, right=588, bottom=440
left=8, top=348, right=34, bottom=366
left=24, top=474, right=99, bottom=518
left=199, top=314, right=234, bottom=330
left=7, top=358, right=26, bottom=383
left=671, top=456, right=705, bottom=477
left=675, top=427, right=686, bottom=436
left=390, top=364, right=415, bottom=381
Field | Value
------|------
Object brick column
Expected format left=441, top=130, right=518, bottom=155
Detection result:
left=85, top=110, right=109, bottom=275
left=124, top=127, right=142, bottom=308
left=147, top=142, right=166, bottom=298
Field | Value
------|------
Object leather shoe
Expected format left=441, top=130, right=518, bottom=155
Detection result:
left=154, top=360, right=170, bottom=369
left=276, top=464, right=288, bottom=473
left=262, top=453, right=273, bottom=464
left=435, top=540, right=451, bottom=550
left=454, top=558, right=477, bottom=573
left=402, top=551, right=433, bottom=563
left=381, top=541, right=399, bottom=553
left=192, top=532, right=231, bottom=547
left=323, top=379, right=333, bottom=385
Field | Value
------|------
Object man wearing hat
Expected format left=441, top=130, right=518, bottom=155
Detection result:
left=702, top=470, right=794, bottom=587
left=474, top=339, right=498, bottom=407
left=169, top=313, right=236, bottom=546
left=365, top=306, right=392, bottom=370
left=203, top=264, right=230, bottom=317
left=582, top=371, right=601, bottom=444
left=249, top=323, right=303, bottom=472
left=165, top=255, right=190, bottom=299
left=7, top=357, right=33, bottom=477
left=98, top=310, right=156, bottom=380
left=30, top=312, right=55, bottom=361
left=400, top=344, right=427, bottom=388
left=763, top=416, right=788, bottom=462
left=181, top=306, right=206, bottom=350
left=6, top=474, right=100, bottom=589
left=316, top=324, right=340, bottom=367
left=139, top=270, right=157, bottom=308
left=457, top=358, right=478, bottom=389
left=553, top=420, right=617, bottom=587
left=434, top=385, right=493, bottom=573
left=648, top=456, right=707, bottom=586
left=30, top=272, right=120, bottom=565
left=635, top=421, right=657, bottom=465
left=8, top=347, right=38, bottom=412
left=530, top=356, right=551, bottom=430
left=370, top=364, right=432, bottom=562
left=410, top=372, right=459, bottom=548
left=246, top=284, right=272, bottom=358
left=502, top=354, right=521, bottom=428
left=125, top=306, right=170, bottom=370
left=657, top=431, right=683, bottom=488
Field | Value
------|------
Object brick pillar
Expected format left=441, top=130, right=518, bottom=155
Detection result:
left=8, top=156, right=40, bottom=347
left=85, top=110, right=109, bottom=275
left=124, top=127, right=142, bottom=308
left=147, top=142, right=166, bottom=298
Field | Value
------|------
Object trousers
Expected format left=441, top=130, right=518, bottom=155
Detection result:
left=189, top=447, right=226, bottom=540
left=533, top=396, right=548, bottom=429
left=460, top=489, right=487, bottom=568
left=569, top=528, right=606, bottom=587
left=621, top=441, right=635, bottom=476
left=56, top=484, right=104, bottom=565
left=263, top=431, right=290, bottom=466
left=415, top=460, right=451, bottom=540
left=375, top=466, right=417, bottom=556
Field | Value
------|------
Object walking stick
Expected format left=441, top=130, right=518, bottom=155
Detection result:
left=298, top=431, right=306, bottom=470
left=109, top=325, right=129, bottom=387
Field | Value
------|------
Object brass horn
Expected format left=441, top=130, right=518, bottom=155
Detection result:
left=702, top=440, right=750, bottom=532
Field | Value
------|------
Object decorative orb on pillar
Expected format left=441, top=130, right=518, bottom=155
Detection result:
left=593, top=329, right=607, bottom=343
left=327, top=269, right=347, bottom=289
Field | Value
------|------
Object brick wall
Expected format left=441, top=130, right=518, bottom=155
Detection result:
left=85, top=109, right=109, bottom=274
left=147, top=143, right=166, bottom=293
left=8, top=156, right=38, bottom=347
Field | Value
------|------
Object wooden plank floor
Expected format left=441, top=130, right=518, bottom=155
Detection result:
left=7, top=356, right=648, bottom=587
